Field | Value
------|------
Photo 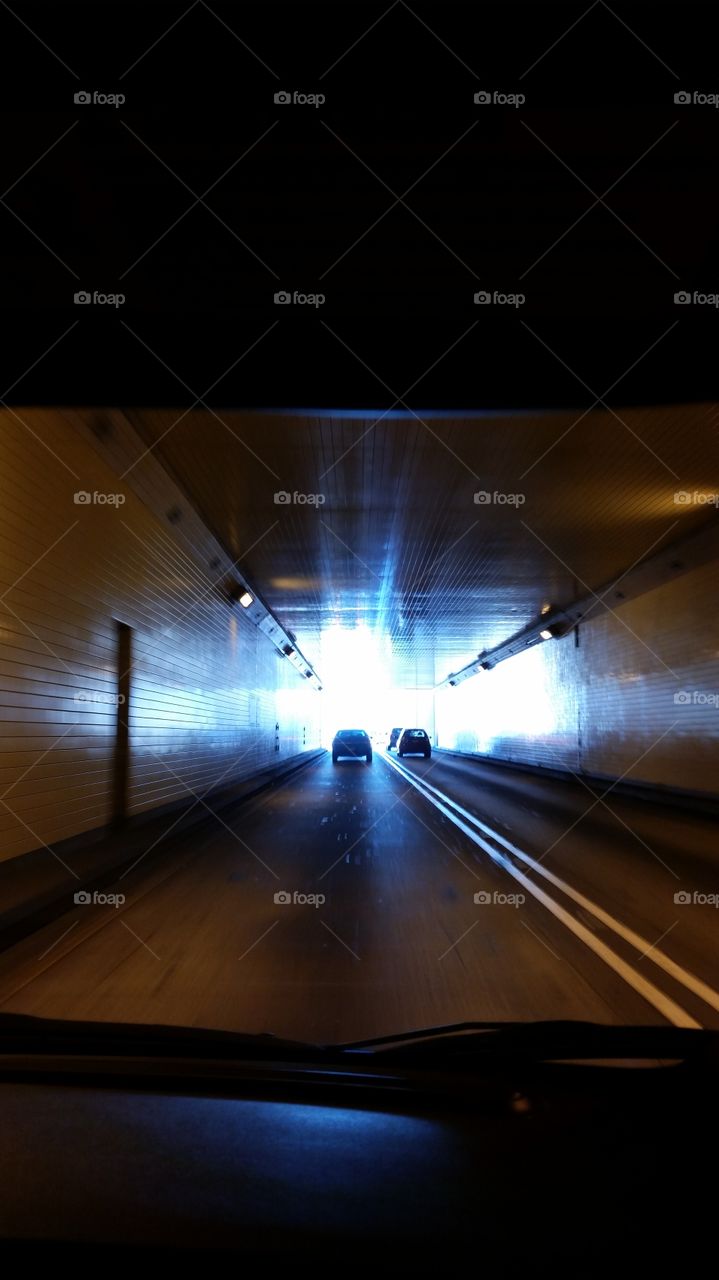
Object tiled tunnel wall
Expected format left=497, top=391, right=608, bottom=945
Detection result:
left=0, top=412, right=322, bottom=863
left=434, top=558, right=719, bottom=797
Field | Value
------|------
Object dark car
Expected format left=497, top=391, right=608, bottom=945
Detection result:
left=387, top=726, right=403, bottom=750
left=397, top=728, right=431, bottom=758
left=332, top=728, right=373, bottom=763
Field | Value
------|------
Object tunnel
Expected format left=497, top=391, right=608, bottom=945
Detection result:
left=4, top=0, right=719, bottom=1257
left=0, top=402, right=717, bottom=1038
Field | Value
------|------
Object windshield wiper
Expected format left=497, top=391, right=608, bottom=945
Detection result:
left=0, top=1013, right=716, bottom=1067
left=0, top=1012, right=321, bottom=1060
left=337, top=1020, right=719, bottom=1064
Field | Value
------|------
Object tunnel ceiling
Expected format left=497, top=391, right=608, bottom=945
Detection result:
left=125, top=404, right=719, bottom=686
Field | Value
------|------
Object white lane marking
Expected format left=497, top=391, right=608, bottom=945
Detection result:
left=382, top=753, right=702, bottom=1029
left=389, top=755, right=719, bottom=1017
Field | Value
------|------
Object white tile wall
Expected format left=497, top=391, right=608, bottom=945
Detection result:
left=0, top=410, right=321, bottom=862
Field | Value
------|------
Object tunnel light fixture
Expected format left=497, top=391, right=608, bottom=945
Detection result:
left=225, top=578, right=255, bottom=608
left=436, top=517, right=719, bottom=694
left=541, top=621, right=572, bottom=640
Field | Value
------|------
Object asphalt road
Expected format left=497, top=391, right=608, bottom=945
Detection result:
left=0, top=749, right=718, bottom=1040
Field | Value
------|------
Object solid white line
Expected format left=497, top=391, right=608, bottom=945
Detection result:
left=383, top=753, right=702, bottom=1028
left=387, top=754, right=719, bottom=1017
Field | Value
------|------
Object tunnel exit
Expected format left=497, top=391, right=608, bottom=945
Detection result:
left=317, top=623, right=435, bottom=747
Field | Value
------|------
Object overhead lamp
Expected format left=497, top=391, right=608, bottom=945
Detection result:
left=225, top=579, right=254, bottom=607
left=541, top=621, right=572, bottom=640
left=541, top=603, right=552, bottom=616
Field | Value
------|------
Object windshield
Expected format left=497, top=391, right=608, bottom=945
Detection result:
left=1, top=2, right=716, bottom=1051
left=0, top=401, right=716, bottom=1046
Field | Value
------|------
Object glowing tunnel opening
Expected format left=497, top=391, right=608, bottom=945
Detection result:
left=317, top=624, right=435, bottom=747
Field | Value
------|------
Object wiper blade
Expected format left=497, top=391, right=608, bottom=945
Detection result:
left=1, top=1014, right=716, bottom=1068
left=338, top=1020, right=719, bottom=1063
left=0, top=1012, right=323, bottom=1060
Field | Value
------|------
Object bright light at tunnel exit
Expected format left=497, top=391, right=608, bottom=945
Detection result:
left=318, top=624, right=434, bottom=745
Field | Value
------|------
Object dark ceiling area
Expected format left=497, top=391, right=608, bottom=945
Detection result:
left=121, top=402, right=719, bottom=684
left=2, top=1, right=718, bottom=408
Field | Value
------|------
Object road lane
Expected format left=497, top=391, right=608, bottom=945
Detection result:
left=0, top=751, right=714, bottom=1039
left=393, top=748, right=719, bottom=1022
